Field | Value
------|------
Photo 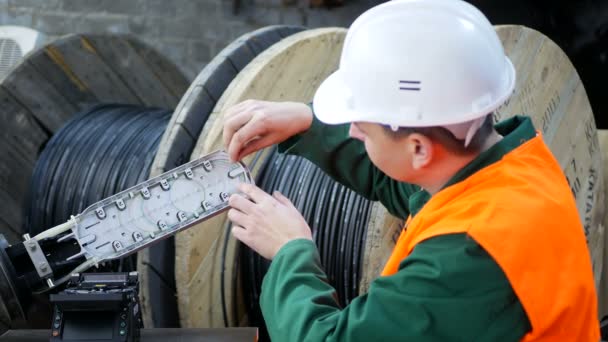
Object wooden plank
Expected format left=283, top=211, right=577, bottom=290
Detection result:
left=2, top=60, right=78, bottom=133
left=202, top=59, right=238, bottom=103
left=176, top=85, right=216, bottom=139
left=0, top=87, right=49, bottom=243
left=129, top=39, right=190, bottom=100
left=276, top=25, right=307, bottom=38
left=246, top=29, right=283, bottom=55
left=225, top=26, right=304, bottom=71
left=175, top=28, right=346, bottom=328
left=26, top=48, right=98, bottom=112
left=86, top=35, right=181, bottom=108
left=47, top=35, right=141, bottom=104
left=224, top=41, right=256, bottom=71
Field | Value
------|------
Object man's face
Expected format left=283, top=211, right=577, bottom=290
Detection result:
left=349, top=122, right=414, bottom=182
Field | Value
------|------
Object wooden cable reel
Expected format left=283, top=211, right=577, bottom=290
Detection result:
left=596, top=130, right=608, bottom=319
left=0, top=33, right=189, bottom=329
left=0, top=34, right=188, bottom=245
left=495, top=25, right=604, bottom=287
left=176, top=28, right=347, bottom=328
left=176, top=24, right=607, bottom=329
left=136, top=25, right=305, bottom=328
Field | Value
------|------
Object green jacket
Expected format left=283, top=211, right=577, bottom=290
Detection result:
left=260, top=115, right=535, bottom=341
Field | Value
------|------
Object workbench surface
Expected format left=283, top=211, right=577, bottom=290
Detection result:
left=0, top=328, right=258, bottom=341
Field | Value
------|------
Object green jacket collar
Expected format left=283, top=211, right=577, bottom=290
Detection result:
left=409, top=115, right=536, bottom=216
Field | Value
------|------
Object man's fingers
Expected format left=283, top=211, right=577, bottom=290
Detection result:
left=236, top=135, right=277, bottom=161
left=272, top=191, right=292, bottom=206
left=224, top=100, right=254, bottom=119
left=223, top=111, right=252, bottom=151
left=238, top=183, right=272, bottom=205
left=227, top=116, right=267, bottom=162
left=227, top=208, right=250, bottom=228
left=228, top=193, right=256, bottom=213
left=231, top=225, right=250, bottom=244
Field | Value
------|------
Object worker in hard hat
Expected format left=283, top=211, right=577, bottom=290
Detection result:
left=223, top=0, right=599, bottom=340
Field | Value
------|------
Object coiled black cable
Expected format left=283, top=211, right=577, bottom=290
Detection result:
left=25, top=102, right=374, bottom=334
left=240, top=149, right=373, bottom=341
left=24, top=104, right=171, bottom=271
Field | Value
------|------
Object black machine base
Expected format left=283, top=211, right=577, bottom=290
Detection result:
left=49, top=272, right=142, bottom=342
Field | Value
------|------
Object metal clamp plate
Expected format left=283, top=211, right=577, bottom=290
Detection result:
left=23, top=236, right=53, bottom=279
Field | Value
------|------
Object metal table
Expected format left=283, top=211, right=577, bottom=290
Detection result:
left=0, top=328, right=258, bottom=341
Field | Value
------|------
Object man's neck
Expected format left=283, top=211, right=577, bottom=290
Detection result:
left=419, top=130, right=503, bottom=195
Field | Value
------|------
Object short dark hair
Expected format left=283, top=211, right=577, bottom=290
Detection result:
left=382, top=114, right=494, bottom=155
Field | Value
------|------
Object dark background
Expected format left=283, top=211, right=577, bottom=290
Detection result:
left=467, top=0, right=607, bottom=128
left=1, top=0, right=605, bottom=126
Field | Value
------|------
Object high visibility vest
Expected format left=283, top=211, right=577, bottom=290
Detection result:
left=381, top=135, right=599, bottom=341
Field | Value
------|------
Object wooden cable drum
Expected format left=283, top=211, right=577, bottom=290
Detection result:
left=358, top=25, right=607, bottom=292
left=175, top=28, right=346, bottom=328
left=136, top=25, right=305, bottom=328
left=0, top=33, right=188, bottom=330
left=176, top=24, right=607, bottom=331
left=0, top=34, right=188, bottom=245
left=495, top=25, right=605, bottom=286
left=597, top=130, right=608, bottom=318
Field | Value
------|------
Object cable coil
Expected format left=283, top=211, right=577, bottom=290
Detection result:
left=24, top=103, right=171, bottom=251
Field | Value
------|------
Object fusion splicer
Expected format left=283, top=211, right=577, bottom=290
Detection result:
left=49, top=272, right=142, bottom=342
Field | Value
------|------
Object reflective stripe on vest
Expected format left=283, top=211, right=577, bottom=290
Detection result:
left=381, top=135, right=599, bottom=341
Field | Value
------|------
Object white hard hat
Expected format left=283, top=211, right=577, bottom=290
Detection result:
left=313, top=0, right=516, bottom=131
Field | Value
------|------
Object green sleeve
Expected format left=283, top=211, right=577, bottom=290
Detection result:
left=278, top=114, right=419, bottom=219
left=260, top=235, right=531, bottom=341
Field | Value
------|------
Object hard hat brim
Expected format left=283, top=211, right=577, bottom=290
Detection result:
left=312, top=69, right=368, bottom=125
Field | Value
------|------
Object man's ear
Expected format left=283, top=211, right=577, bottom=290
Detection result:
left=408, top=133, right=433, bottom=170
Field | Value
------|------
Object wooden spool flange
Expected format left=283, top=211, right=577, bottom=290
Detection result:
left=136, top=25, right=305, bottom=328
left=175, top=28, right=347, bottom=328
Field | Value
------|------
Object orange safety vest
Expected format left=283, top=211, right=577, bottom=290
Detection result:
left=381, top=135, right=599, bottom=341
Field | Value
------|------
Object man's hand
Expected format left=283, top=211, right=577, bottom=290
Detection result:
left=228, top=183, right=313, bottom=260
left=222, top=100, right=313, bottom=162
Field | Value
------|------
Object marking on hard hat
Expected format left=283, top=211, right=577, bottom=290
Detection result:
left=399, top=80, right=421, bottom=91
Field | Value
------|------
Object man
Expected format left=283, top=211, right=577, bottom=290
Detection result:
left=223, top=0, right=599, bottom=340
